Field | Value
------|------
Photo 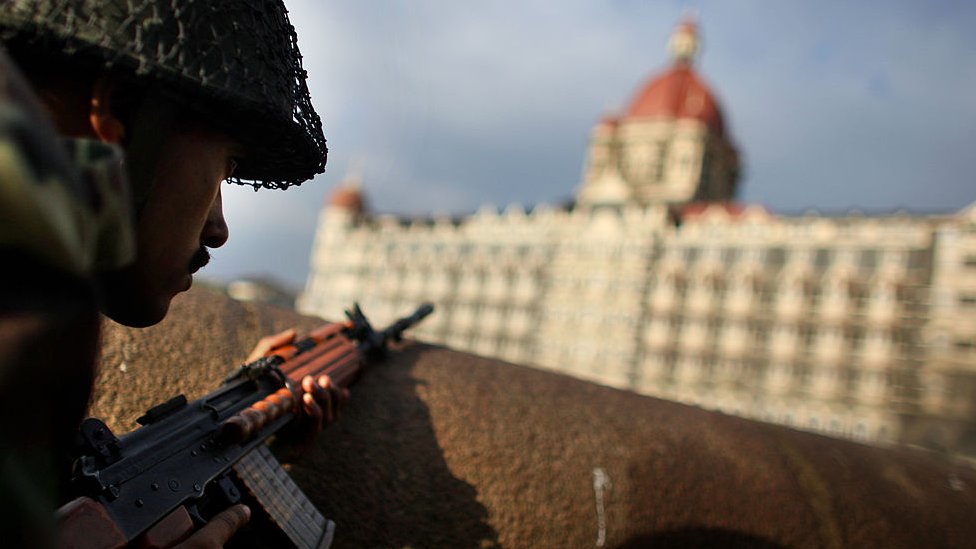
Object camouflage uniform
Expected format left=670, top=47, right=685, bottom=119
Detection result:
left=0, top=47, right=135, bottom=546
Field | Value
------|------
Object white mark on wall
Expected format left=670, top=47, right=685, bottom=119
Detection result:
left=948, top=473, right=966, bottom=492
left=593, top=467, right=611, bottom=547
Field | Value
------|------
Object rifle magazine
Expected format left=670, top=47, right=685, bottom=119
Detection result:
left=232, top=446, right=335, bottom=549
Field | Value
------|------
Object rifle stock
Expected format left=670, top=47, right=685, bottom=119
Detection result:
left=60, top=303, right=433, bottom=548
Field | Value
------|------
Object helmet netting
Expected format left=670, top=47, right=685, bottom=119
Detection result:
left=0, top=0, right=327, bottom=190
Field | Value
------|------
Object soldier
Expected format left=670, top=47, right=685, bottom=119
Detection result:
left=0, top=1, right=343, bottom=546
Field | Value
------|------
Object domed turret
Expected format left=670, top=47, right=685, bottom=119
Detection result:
left=625, top=18, right=724, bottom=134
left=577, top=17, right=739, bottom=209
left=327, top=177, right=367, bottom=214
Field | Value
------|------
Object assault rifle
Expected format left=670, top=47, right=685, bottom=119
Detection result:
left=58, top=303, right=434, bottom=549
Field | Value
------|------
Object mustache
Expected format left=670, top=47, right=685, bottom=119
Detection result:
left=189, top=247, right=211, bottom=274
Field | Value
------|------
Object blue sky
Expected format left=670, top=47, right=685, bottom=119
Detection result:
left=206, top=1, right=976, bottom=289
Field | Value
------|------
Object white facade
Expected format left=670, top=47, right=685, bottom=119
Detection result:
left=299, top=201, right=976, bottom=448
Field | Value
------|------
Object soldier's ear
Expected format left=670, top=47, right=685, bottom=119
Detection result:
left=89, top=77, right=126, bottom=144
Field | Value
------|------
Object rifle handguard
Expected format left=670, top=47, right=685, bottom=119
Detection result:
left=220, top=387, right=296, bottom=443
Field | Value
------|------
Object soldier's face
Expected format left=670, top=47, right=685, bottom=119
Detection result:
left=99, top=125, right=238, bottom=326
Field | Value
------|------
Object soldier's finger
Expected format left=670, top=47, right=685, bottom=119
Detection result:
left=246, top=329, right=297, bottom=362
left=302, top=376, right=331, bottom=421
left=316, top=375, right=332, bottom=390
left=302, top=392, right=325, bottom=434
left=178, top=504, right=250, bottom=548
left=301, top=375, right=316, bottom=395
left=317, top=376, right=340, bottom=422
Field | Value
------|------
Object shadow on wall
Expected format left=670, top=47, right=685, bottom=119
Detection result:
left=616, top=527, right=786, bottom=548
left=287, top=343, right=499, bottom=547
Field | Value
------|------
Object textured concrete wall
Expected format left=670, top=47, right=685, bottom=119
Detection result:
left=94, top=287, right=976, bottom=548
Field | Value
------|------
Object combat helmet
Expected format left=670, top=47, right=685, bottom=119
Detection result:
left=0, top=0, right=327, bottom=191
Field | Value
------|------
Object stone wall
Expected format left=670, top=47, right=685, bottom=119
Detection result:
left=94, top=287, right=976, bottom=548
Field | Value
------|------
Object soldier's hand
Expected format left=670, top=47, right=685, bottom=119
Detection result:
left=246, top=328, right=297, bottom=362
left=247, top=329, right=350, bottom=449
left=171, top=504, right=250, bottom=548
left=299, top=373, right=351, bottom=435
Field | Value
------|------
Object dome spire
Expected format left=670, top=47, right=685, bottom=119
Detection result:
left=668, top=12, right=700, bottom=65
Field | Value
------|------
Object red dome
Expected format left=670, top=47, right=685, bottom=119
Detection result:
left=328, top=185, right=365, bottom=212
left=625, top=64, right=724, bottom=134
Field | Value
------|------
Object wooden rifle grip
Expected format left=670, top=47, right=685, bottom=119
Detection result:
left=57, top=497, right=127, bottom=549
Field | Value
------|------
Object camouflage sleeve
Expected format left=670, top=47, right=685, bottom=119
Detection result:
left=0, top=47, right=134, bottom=277
left=0, top=48, right=130, bottom=547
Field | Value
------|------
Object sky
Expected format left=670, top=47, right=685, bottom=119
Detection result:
left=205, top=1, right=976, bottom=290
